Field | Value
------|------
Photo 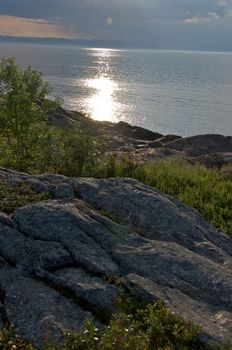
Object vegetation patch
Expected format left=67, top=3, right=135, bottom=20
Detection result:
left=1, top=298, right=231, bottom=349
left=0, top=182, right=51, bottom=214
left=91, top=156, right=232, bottom=236
left=0, top=300, right=202, bottom=350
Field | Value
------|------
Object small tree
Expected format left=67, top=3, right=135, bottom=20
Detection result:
left=0, top=57, right=58, bottom=171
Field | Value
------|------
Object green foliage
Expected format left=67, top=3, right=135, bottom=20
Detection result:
left=1, top=305, right=231, bottom=350
left=0, top=57, right=59, bottom=171
left=51, top=301, right=200, bottom=350
left=55, top=131, right=102, bottom=177
left=116, top=289, right=149, bottom=318
left=210, top=343, right=232, bottom=350
left=0, top=57, right=101, bottom=175
left=0, top=182, right=51, bottom=213
left=142, top=158, right=232, bottom=235
left=0, top=326, right=35, bottom=349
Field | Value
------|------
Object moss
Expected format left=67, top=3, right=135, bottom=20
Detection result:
left=0, top=182, right=51, bottom=214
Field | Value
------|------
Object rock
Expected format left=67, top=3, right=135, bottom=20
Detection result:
left=6, top=178, right=23, bottom=187
left=0, top=169, right=232, bottom=346
left=54, top=183, right=74, bottom=199
left=146, top=140, right=163, bottom=148
left=156, top=134, right=182, bottom=143
left=12, top=201, right=120, bottom=276
left=47, top=107, right=76, bottom=128
left=25, top=179, right=49, bottom=193
left=0, top=211, right=14, bottom=227
left=45, top=108, right=232, bottom=167
left=52, top=267, right=118, bottom=312
left=145, top=135, right=183, bottom=150
left=0, top=269, right=92, bottom=348
left=165, top=134, right=232, bottom=156
left=192, top=153, right=228, bottom=168
left=123, top=274, right=232, bottom=343
left=115, top=121, right=163, bottom=141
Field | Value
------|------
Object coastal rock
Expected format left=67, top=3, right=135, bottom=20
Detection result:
left=0, top=169, right=232, bottom=346
left=47, top=108, right=232, bottom=167
left=115, top=121, right=163, bottom=141
left=144, top=134, right=232, bottom=166
left=164, top=134, right=232, bottom=155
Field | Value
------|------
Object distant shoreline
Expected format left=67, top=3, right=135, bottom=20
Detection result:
left=1, top=35, right=232, bottom=54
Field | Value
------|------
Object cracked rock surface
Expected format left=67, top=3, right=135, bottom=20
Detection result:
left=0, top=167, right=232, bottom=346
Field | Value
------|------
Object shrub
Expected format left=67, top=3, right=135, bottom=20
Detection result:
left=0, top=57, right=59, bottom=172
left=59, top=301, right=200, bottom=350
left=0, top=326, right=35, bottom=349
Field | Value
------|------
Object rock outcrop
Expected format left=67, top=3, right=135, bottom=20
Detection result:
left=0, top=167, right=232, bottom=347
left=48, top=107, right=232, bottom=167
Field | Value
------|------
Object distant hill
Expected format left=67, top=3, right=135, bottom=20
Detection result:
left=0, top=35, right=129, bottom=49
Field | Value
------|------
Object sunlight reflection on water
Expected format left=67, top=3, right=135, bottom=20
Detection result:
left=82, top=48, right=124, bottom=121
left=85, top=77, right=120, bottom=121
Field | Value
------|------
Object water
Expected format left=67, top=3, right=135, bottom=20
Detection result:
left=0, top=43, right=232, bottom=136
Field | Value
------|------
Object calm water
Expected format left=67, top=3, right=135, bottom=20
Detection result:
left=1, top=43, right=232, bottom=136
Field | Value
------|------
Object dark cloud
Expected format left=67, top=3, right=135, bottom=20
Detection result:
left=1, top=0, right=232, bottom=49
left=1, top=0, right=231, bottom=20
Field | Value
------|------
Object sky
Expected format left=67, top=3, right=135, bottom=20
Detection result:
left=1, top=0, right=232, bottom=50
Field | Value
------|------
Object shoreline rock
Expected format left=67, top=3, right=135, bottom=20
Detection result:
left=48, top=107, right=232, bottom=167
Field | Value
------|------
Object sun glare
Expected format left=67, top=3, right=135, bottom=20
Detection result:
left=85, top=76, right=119, bottom=121
left=83, top=48, right=122, bottom=121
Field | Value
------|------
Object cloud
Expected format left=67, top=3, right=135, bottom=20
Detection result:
left=0, top=14, right=79, bottom=38
left=218, top=0, right=227, bottom=6
left=1, top=0, right=232, bottom=49
left=182, top=12, right=221, bottom=25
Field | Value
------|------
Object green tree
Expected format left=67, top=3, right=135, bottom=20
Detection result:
left=0, top=57, right=58, bottom=171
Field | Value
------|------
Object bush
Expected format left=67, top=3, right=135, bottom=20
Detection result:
left=56, top=131, right=102, bottom=177
left=48, top=300, right=201, bottom=350
left=0, top=326, right=35, bottom=349
left=0, top=57, right=59, bottom=171
left=1, top=299, right=232, bottom=349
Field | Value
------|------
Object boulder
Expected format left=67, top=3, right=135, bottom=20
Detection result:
left=165, top=134, right=232, bottom=156
left=115, top=121, right=163, bottom=141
